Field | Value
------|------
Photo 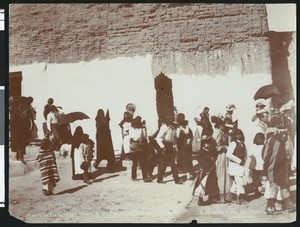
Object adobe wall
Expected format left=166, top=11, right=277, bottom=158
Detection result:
left=10, top=3, right=270, bottom=76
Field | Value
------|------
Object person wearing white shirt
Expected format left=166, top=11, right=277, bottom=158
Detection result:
left=155, top=115, right=183, bottom=184
left=119, top=112, right=132, bottom=160
left=247, top=132, right=265, bottom=197
left=226, top=129, right=248, bottom=205
left=46, top=105, right=60, bottom=150
left=128, top=116, right=151, bottom=182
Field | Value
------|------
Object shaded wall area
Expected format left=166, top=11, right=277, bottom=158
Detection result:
left=267, top=31, right=295, bottom=108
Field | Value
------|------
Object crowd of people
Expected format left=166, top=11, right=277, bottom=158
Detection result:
left=9, top=96, right=296, bottom=216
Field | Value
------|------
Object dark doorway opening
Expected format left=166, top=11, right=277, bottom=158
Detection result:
left=9, top=71, right=22, bottom=99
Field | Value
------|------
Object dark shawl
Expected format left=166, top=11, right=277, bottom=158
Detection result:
left=262, top=135, right=289, bottom=189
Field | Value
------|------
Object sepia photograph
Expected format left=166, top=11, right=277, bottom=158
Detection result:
left=8, top=3, right=296, bottom=223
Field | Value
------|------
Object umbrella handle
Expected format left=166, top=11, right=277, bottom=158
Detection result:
left=185, top=196, right=195, bottom=209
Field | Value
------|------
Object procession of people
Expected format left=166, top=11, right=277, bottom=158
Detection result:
left=9, top=94, right=296, bottom=216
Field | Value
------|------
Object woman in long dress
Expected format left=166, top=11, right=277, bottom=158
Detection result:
left=213, top=120, right=232, bottom=203
left=93, top=109, right=115, bottom=170
left=71, top=126, right=84, bottom=180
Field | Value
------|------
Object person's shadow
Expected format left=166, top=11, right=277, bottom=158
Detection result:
left=89, top=162, right=127, bottom=180
left=55, top=185, right=88, bottom=195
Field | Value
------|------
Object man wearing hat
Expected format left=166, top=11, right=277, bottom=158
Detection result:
left=155, top=115, right=183, bottom=184
left=176, top=113, right=194, bottom=179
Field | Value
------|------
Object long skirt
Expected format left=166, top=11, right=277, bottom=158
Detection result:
left=74, top=148, right=84, bottom=175
left=215, top=153, right=232, bottom=194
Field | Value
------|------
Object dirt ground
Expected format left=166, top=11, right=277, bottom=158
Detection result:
left=9, top=145, right=296, bottom=223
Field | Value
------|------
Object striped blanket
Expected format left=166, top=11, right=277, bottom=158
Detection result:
left=38, top=150, right=60, bottom=185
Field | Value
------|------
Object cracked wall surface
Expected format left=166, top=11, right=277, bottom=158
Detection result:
left=9, top=3, right=271, bottom=76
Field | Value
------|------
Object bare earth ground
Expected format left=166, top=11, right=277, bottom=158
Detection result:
left=9, top=145, right=296, bottom=223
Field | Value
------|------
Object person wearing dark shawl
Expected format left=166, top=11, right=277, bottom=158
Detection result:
left=193, top=135, right=218, bottom=205
left=10, top=96, right=33, bottom=164
left=37, top=137, right=60, bottom=196
left=43, top=98, right=54, bottom=120
left=200, top=107, right=214, bottom=137
left=71, top=126, right=84, bottom=180
left=93, top=109, right=115, bottom=170
left=176, top=113, right=194, bottom=179
left=262, top=124, right=291, bottom=215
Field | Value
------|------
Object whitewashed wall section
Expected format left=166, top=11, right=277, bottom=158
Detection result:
left=10, top=54, right=272, bottom=154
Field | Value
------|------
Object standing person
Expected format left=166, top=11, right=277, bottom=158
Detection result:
left=146, top=129, right=160, bottom=178
left=10, top=96, right=32, bottom=164
left=128, top=116, right=152, bottom=182
left=225, top=104, right=237, bottom=124
left=262, top=124, right=291, bottom=215
left=27, top=96, right=38, bottom=140
left=94, top=109, right=115, bottom=170
left=119, top=111, right=132, bottom=161
left=212, top=118, right=232, bottom=203
left=46, top=105, right=60, bottom=150
left=71, top=126, right=84, bottom=180
left=248, top=132, right=265, bottom=198
left=193, top=135, right=219, bottom=205
left=43, top=98, right=54, bottom=136
left=43, top=98, right=54, bottom=120
left=176, top=113, right=194, bottom=179
left=252, top=102, right=269, bottom=135
left=56, top=106, right=72, bottom=145
left=155, top=115, right=183, bottom=184
left=226, top=129, right=248, bottom=205
left=192, top=116, right=203, bottom=152
left=37, top=136, right=60, bottom=196
left=192, top=107, right=212, bottom=152
left=200, top=107, right=214, bottom=137
left=78, top=134, right=94, bottom=185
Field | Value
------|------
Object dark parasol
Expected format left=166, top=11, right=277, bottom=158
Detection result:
left=58, top=112, right=90, bottom=125
left=253, top=84, right=280, bottom=100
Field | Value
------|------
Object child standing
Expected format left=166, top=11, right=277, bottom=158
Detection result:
left=248, top=132, right=265, bottom=197
left=37, top=138, right=60, bottom=196
left=79, top=134, right=94, bottom=185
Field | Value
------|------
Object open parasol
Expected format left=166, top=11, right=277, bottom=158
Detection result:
left=58, top=111, right=90, bottom=125
left=253, top=84, right=280, bottom=100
